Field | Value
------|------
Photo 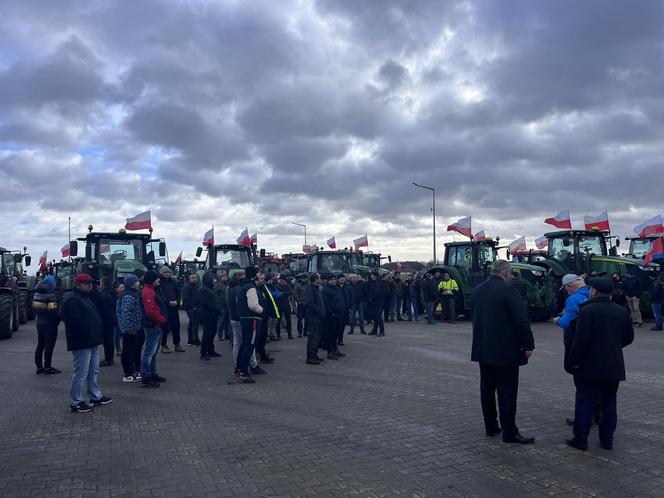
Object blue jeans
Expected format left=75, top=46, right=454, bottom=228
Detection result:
left=69, top=347, right=102, bottom=405
left=425, top=301, right=434, bottom=324
left=141, top=327, right=162, bottom=377
left=407, top=296, right=419, bottom=320
left=652, top=303, right=662, bottom=328
left=350, top=302, right=365, bottom=333
left=217, top=309, right=230, bottom=339
left=296, top=303, right=307, bottom=335
left=392, top=296, right=403, bottom=319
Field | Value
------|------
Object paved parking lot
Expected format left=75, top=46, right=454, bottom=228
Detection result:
left=0, top=314, right=663, bottom=497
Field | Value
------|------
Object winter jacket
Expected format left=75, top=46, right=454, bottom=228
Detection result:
left=63, top=288, right=103, bottom=351
left=199, top=272, right=222, bottom=326
left=182, top=282, right=200, bottom=312
left=350, top=281, right=368, bottom=304
left=215, top=281, right=229, bottom=310
left=557, top=287, right=590, bottom=331
left=403, top=283, right=411, bottom=300
left=622, top=276, right=642, bottom=298
left=305, top=283, right=324, bottom=319
left=158, top=276, right=180, bottom=308
left=293, top=281, right=308, bottom=304
left=99, top=287, right=117, bottom=327
left=260, top=284, right=280, bottom=319
left=227, top=277, right=242, bottom=321
left=141, top=283, right=167, bottom=329
left=32, top=282, right=60, bottom=327
left=237, top=279, right=263, bottom=320
left=338, top=283, right=352, bottom=310
left=569, top=297, right=634, bottom=382
left=421, top=279, right=437, bottom=302
left=276, top=282, right=292, bottom=312
left=321, top=284, right=345, bottom=317
left=116, top=287, right=142, bottom=335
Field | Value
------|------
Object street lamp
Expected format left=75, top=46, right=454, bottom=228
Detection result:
left=291, top=221, right=307, bottom=247
left=412, top=182, right=437, bottom=263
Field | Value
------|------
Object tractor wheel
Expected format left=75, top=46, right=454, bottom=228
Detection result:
left=11, top=293, right=19, bottom=332
left=18, top=288, right=28, bottom=324
left=0, top=293, right=12, bottom=339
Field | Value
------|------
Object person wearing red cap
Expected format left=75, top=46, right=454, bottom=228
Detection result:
left=62, top=273, right=112, bottom=413
left=140, top=270, right=168, bottom=387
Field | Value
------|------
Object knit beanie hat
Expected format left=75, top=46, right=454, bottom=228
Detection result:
left=124, top=274, right=139, bottom=287
left=43, top=275, right=56, bottom=287
left=144, top=270, right=160, bottom=285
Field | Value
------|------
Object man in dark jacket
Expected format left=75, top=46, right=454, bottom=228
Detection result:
left=337, top=275, right=351, bottom=345
left=236, top=267, right=264, bottom=383
left=182, top=273, right=201, bottom=345
left=158, top=266, right=184, bottom=353
left=32, top=276, right=61, bottom=375
left=99, top=277, right=118, bottom=366
left=215, top=272, right=230, bottom=341
left=63, top=274, right=111, bottom=413
left=650, top=275, right=663, bottom=331
left=305, top=273, right=326, bottom=364
left=199, top=272, right=222, bottom=361
left=348, top=274, right=366, bottom=335
left=421, top=274, right=437, bottom=324
left=622, top=274, right=643, bottom=327
left=293, top=274, right=308, bottom=337
left=367, top=273, right=390, bottom=336
left=275, top=275, right=293, bottom=339
left=566, top=277, right=635, bottom=451
left=470, top=260, right=535, bottom=444
left=321, top=275, right=346, bottom=359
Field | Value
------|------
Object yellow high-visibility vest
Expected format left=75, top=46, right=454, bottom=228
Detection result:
left=438, top=279, right=458, bottom=295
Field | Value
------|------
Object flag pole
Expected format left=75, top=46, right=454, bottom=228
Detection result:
left=68, top=216, right=71, bottom=262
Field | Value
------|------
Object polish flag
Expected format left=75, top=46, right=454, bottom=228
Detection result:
left=353, top=234, right=368, bottom=248
left=535, top=235, right=548, bottom=249
left=125, top=211, right=152, bottom=231
left=39, top=251, right=48, bottom=271
left=644, top=237, right=664, bottom=266
left=508, top=236, right=527, bottom=255
left=61, top=243, right=70, bottom=258
left=584, top=211, right=610, bottom=232
left=473, top=230, right=486, bottom=241
left=250, top=233, right=257, bottom=245
left=447, top=217, right=472, bottom=238
left=544, top=210, right=572, bottom=229
left=237, top=227, right=251, bottom=247
left=327, top=236, right=336, bottom=249
left=633, top=215, right=664, bottom=237
left=174, top=251, right=182, bottom=265
left=202, top=227, right=214, bottom=247
left=396, top=261, right=403, bottom=272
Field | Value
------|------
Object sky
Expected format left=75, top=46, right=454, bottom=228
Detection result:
left=1, top=0, right=663, bottom=266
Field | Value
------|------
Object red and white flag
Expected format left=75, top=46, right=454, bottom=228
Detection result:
left=396, top=261, right=403, bottom=271
left=544, top=210, right=572, bottom=229
left=535, top=235, right=548, bottom=249
left=237, top=227, right=251, bottom=247
left=39, top=251, right=48, bottom=271
left=474, top=230, right=486, bottom=241
left=633, top=215, right=664, bottom=237
left=250, top=233, right=257, bottom=245
left=327, top=236, right=336, bottom=249
left=508, top=236, right=527, bottom=254
left=447, top=217, right=472, bottom=238
left=61, top=243, right=70, bottom=258
left=644, top=237, right=664, bottom=266
left=174, top=251, right=182, bottom=265
left=125, top=210, right=152, bottom=231
left=584, top=211, right=610, bottom=231
left=202, top=227, right=214, bottom=247
left=353, top=234, right=368, bottom=248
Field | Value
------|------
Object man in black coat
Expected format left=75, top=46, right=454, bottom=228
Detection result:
left=421, top=274, right=437, bottom=324
left=305, top=273, right=325, bottom=365
left=98, top=277, right=118, bottom=366
left=63, top=274, right=111, bottom=413
left=367, top=273, right=390, bottom=336
left=198, top=272, right=222, bottom=360
left=158, top=266, right=184, bottom=353
left=321, top=275, right=346, bottom=358
left=182, top=273, right=201, bottom=346
left=566, top=277, right=634, bottom=451
left=470, top=260, right=535, bottom=444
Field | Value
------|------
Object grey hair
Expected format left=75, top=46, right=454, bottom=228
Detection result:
left=492, top=260, right=512, bottom=275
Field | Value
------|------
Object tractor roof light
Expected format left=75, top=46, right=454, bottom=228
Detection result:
left=88, top=225, right=94, bottom=232
left=119, top=228, right=127, bottom=234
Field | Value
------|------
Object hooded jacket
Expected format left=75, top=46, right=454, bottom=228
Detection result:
left=199, top=272, right=222, bottom=325
left=141, top=283, right=167, bottom=329
left=116, top=287, right=142, bottom=335
left=182, top=280, right=200, bottom=312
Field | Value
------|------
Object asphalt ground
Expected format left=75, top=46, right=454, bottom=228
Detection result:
left=0, top=312, right=662, bottom=497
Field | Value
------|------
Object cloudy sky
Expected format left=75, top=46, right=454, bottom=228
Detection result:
left=1, top=0, right=663, bottom=265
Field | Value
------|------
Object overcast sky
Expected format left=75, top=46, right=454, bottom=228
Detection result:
left=1, top=0, right=663, bottom=265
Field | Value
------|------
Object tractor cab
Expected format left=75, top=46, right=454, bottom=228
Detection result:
left=308, top=250, right=353, bottom=279
left=351, top=251, right=391, bottom=276
left=625, top=236, right=663, bottom=260
left=283, top=253, right=308, bottom=274
left=544, top=230, right=609, bottom=275
left=196, top=243, right=255, bottom=278
left=444, top=240, right=497, bottom=289
left=69, top=226, right=168, bottom=282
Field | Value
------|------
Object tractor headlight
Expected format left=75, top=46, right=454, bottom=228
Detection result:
left=530, top=270, right=543, bottom=277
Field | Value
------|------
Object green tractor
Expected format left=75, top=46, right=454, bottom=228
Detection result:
left=624, top=235, right=664, bottom=261
left=533, top=230, right=659, bottom=313
left=195, top=243, right=256, bottom=279
left=306, top=249, right=373, bottom=280
left=351, top=251, right=391, bottom=277
left=426, top=239, right=556, bottom=321
left=68, top=226, right=168, bottom=284
left=0, top=248, right=32, bottom=339
left=174, top=259, right=206, bottom=287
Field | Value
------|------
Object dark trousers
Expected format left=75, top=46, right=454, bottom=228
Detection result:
left=256, top=319, right=268, bottom=358
left=324, top=316, right=339, bottom=352
left=200, top=316, right=217, bottom=357
left=337, top=311, right=348, bottom=343
left=371, top=312, right=385, bottom=334
left=350, top=302, right=365, bottom=333
left=479, top=363, right=519, bottom=436
left=134, top=330, right=145, bottom=370
left=161, top=307, right=181, bottom=346
left=297, top=303, right=307, bottom=335
left=306, top=316, right=321, bottom=358
left=35, top=322, right=58, bottom=369
left=102, top=323, right=115, bottom=362
left=186, top=310, right=200, bottom=344
left=121, top=334, right=139, bottom=376
left=276, top=308, right=292, bottom=337
left=573, top=379, right=619, bottom=445
left=442, top=296, right=456, bottom=322
left=237, top=319, right=257, bottom=375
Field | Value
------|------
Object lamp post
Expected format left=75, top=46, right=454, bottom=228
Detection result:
left=291, top=221, right=307, bottom=247
left=412, top=182, right=437, bottom=263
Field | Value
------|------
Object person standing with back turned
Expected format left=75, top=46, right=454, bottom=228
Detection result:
left=470, top=260, right=535, bottom=444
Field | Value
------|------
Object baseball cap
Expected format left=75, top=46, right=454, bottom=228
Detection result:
left=74, top=273, right=93, bottom=284
left=586, top=277, right=613, bottom=294
left=559, top=273, right=582, bottom=291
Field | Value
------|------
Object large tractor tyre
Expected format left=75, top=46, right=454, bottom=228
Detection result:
left=11, top=294, right=19, bottom=332
left=0, top=294, right=12, bottom=339
left=18, top=288, right=28, bottom=324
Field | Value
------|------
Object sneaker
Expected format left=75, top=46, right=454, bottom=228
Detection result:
left=132, top=372, right=142, bottom=381
left=174, top=345, right=186, bottom=352
left=90, top=396, right=112, bottom=406
left=251, top=365, right=267, bottom=375
left=378, top=332, right=385, bottom=337
left=123, top=375, right=136, bottom=383
left=36, top=367, right=45, bottom=375
left=288, top=335, right=293, bottom=339
left=43, top=367, right=62, bottom=375
left=70, top=401, right=94, bottom=413
left=338, top=341, right=345, bottom=346
left=237, top=374, right=256, bottom=384
left=297, top=333, right=302, bottom=337
left=160, top=346, right=172, bottom=354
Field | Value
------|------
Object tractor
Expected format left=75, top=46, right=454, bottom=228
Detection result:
left=307, top=249, right=390, bottom=280
left=282, top=253, right=309, bottom=275
left=174, top=259, right=206, bottom=290
left=0, top=248, right=31, bottom=339
left=350, top=251, right=392, bottom=277
left=532, top=230, right=659, bottom=314
left=426, top=239, right=556, bottom=321
left=625, top=235, right=664, bottom=261
left=195, top=243, right=256, bottom=279
left=257, top=251, right=287, bottom=276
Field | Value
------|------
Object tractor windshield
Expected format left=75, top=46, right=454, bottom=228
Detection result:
left=577, top=235, right=605, bottom=256
left=361, top=255, right=380, bottom=268
left=629, top=238, right=652, bottom=258
left=215, top=249, right=250, bottom=269
left=477, top=244, right=496, bottom=267
left=318, top=253, right=351, bottom=274
left=1, top=253, right=14, bottom=274
left=99, top=239, right=143, bottom=265
left=549, top=237, right=573, bottom=263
